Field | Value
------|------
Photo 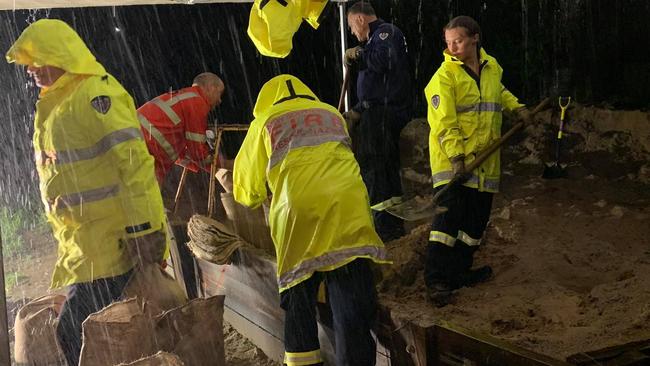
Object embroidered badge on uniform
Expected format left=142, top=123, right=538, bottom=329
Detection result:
left=431, top=95, right=440, bottom=109
left=90, top=96, right=111, bottom=114
left=379, top=32, right=389, bottom=40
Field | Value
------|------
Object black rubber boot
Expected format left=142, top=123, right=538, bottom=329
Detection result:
left=427, top=283, right=454, bottom=308
left=458, top=265, right=493, bottom=287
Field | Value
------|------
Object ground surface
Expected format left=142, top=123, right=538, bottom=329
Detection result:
left=380, top=160, right=650, bottom=360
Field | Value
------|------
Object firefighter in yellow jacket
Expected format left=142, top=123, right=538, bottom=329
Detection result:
left=423, top=16, right=532, bottom=307
left=6, top=19, right=167, bottom=365
left=234, top=74, right=388, bottom=365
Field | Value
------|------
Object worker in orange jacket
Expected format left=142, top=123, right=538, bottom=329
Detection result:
left=137, top=72, right=225, bottom=184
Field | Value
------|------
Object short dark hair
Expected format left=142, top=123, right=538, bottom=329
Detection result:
left=443, top=15, right=481, bottom=38
left=347, top=1, right=376, bottom=16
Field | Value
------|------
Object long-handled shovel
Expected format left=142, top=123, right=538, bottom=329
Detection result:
left=542, top=96, right=571, bottom=179
left=378, top=97, right=550, bottom=221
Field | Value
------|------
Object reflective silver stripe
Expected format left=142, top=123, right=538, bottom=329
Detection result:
left=284, top=350, right=322, bottom=365
left=483, top=178, right=500, bottom=191
left=152, top=97, right=182, bottom=125
left=429, top=231, right=456, bottom=246
left=431, top=171, right=499, bottom=191
left=167, top=92, right=199, bottom=106
left=35, top=128, right=142, bottom=166
left=185, top=131, right=206, bottom=142
left=458, top=230, right=481, bottom=246
left=456, top=102, right=503, bottom=113
left=266, top=109, right=350, bottom=171
left=138, top=113, right=179, bottom=161
left=50, top=185, right=119, bottom=210
left=278, top=245, right=388, bottom=290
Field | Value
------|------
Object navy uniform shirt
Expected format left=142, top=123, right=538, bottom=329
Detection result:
left=355, top=19, right=413, bottom=117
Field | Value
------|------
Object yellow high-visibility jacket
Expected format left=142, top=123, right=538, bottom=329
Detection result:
left=6, top=19, right=166, bottom=288
left=248, top=0, right=329, bottom=58
left=233, top=74, right=388, bottom=292
left=424, top=48, right=524, bottom=192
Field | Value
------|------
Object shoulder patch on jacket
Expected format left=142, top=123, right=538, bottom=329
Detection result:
left=431, top=95, right=440, bottom=109
left=378, top=32, right=390, bottom=41
left=90, top=96, right=111, bottom=114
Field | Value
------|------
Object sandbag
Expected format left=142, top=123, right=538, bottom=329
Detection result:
left=156, top=296, right=226, bottom=366
left=14, top=294, right=66, bottom=366
left=118, top=351, right=185, bottom=366
left=220, top=192, right=275, bottom=254
left=79, top=298, right=157, bottom=366
left=122, top=264, right=188, bottom=315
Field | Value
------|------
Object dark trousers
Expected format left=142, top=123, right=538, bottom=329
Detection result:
left=280, top=259, right=377, bottom=366
left=56, top=270, right=132, bottom=366
left=424, top=184, right=493, bottom=288
left=351, top=106, right=408, bottom=241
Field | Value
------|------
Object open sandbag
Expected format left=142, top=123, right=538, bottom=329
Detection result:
left=14, top=294, right=66, bottom=366
left=155, top=296, right=226, bottom=366
left=118, top=351, right=185, bottom=366
left=220, top=192, right=275, bottom=253
left=79, top=298, right=158, bottom=366
left=122, top=264, right=188, bottom=315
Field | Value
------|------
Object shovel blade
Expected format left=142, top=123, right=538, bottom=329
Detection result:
left=542, top=162, right=568, bottom=179
left=384, top=196, right=448, bottom=221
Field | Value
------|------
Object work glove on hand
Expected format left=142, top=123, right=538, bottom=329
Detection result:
left=126, top=230, right=166, bottom=266
left=342, top=110, right=361, bottom=129
left=344, top=46, right=362, bottom=66
left=516, top=107, right=534, bottom=125
left=205, top=129, right=216, bottom=152
left=450, top=155, right=471, bottom=183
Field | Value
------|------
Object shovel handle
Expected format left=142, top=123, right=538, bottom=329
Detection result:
left=432, top=97, right=550, bottom=204
left=338, top=67, right=350, bottom=113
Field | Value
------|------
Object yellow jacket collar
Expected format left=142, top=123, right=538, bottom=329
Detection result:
left=253, top=74, right=318, bottom=118
left=6, top=19, right=106, bottom=77
left=443, top=47, right=492, bottom=65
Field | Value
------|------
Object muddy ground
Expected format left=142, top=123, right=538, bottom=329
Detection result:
left=381, top=138, right=650, bottom=359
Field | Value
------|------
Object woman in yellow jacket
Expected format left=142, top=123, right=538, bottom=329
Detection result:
left=6, top=19, right=167, bottom=365
left=234, top=74, right=388, bottom=366
left=423, top=16, right=530, bottom=307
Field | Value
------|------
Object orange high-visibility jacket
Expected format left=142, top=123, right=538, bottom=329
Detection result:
left=137, top=86, right=212, bottom=182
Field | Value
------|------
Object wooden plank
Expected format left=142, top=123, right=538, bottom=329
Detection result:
left=428, top=321, right=571, bottom=366
left=567, top=340, right=650, bottom=366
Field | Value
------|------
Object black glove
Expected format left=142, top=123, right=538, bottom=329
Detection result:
left=450, top=155, right=471, bottom=183
left=342, top=110, right=361, bottom=129
left=126, top=230, right=166, bottom=265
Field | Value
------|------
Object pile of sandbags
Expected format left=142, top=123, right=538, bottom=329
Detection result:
left=79, top=296, right=225, bottom=366
left=186, top=214, right=249, bottom=264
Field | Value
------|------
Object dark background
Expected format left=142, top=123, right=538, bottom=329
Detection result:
left=1, top=0, right=649, bottom=210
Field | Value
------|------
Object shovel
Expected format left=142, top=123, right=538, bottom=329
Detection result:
left=542, top=96, right=571, bottom=179
left=375, top=97, right=550, bottom=221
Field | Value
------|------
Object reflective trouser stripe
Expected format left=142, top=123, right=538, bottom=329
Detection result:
left=429, top=231, right=456, bottom=247
left=456, top=102, right=503, bottom=113
left=49, top=184, right=119, bottom=211
left=284, top=349, right=322, bottom=366
left=185, top=131, right=206, bottom=142
left=458, top=230, right=481, bottom=246
left=35, top=127, right=142, bottom=165
left=429, top=230, right=482, bottom=247
left=138, top=114, right=179, bottom=162
left=152, top=98, right=182, bottom=125
left=278, top=245, right=388, bottom=290
left=431, top=170, right=499, bottom=192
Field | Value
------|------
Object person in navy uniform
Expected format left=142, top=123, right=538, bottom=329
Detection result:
left=343, top=1, right=413, bottom=242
